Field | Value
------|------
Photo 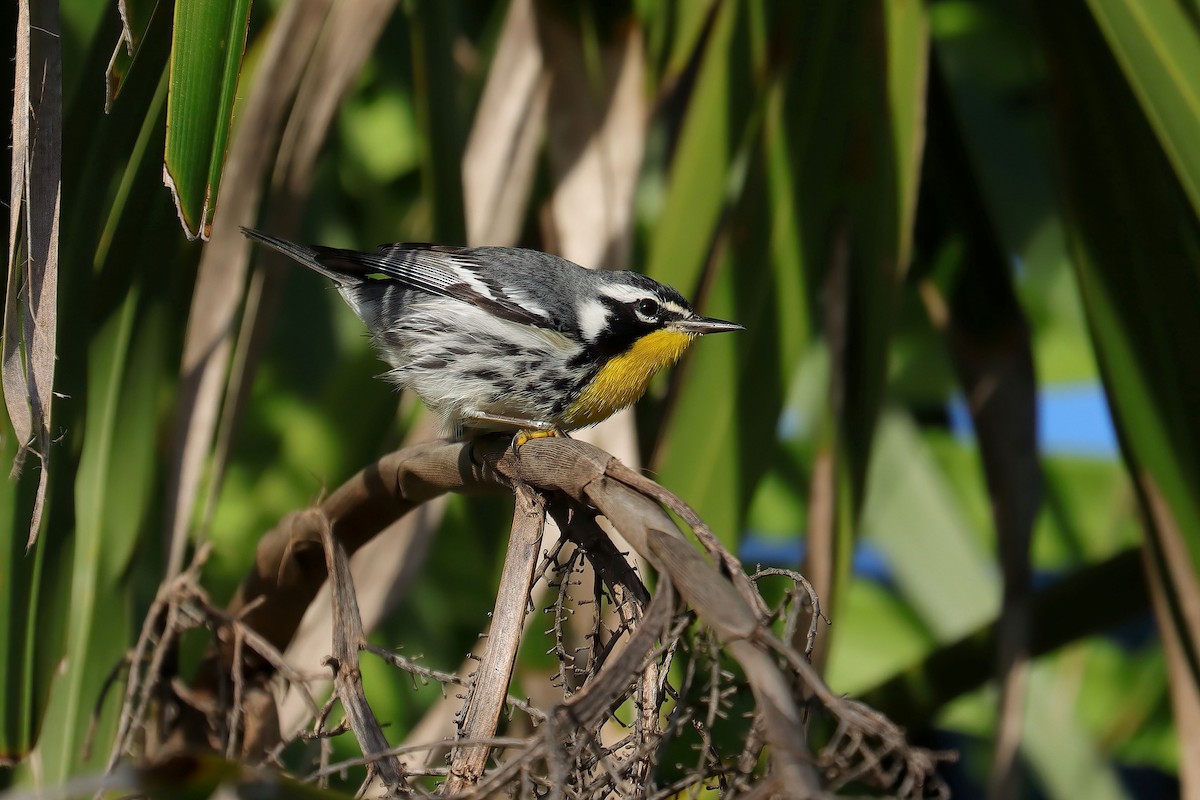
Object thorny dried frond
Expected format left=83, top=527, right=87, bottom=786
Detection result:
left=94, top=544, right=323, bottom=769
left=103, top=437, right=954, bottom=798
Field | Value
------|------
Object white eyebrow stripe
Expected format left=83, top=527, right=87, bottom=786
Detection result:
left=598, top=283, right=657, bottom=304
left=661, top=300, right=689, bottom=316
left=576, top=297, right=610, bottom=342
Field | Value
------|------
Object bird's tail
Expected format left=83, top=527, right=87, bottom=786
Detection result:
left=241, top=227, right=360, bottom=286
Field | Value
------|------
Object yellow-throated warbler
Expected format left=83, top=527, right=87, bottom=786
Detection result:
left=243, top=228, right=743, bottom=439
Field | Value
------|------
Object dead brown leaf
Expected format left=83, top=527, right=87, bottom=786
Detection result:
left=5, top=0, right=62, bottom=549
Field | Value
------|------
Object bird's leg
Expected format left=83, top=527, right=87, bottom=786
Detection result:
left=511, top=426, right=569, bottom=450
left=461, top=412, right=569, bottom=455
left=464, top=412, right=556, bottom=432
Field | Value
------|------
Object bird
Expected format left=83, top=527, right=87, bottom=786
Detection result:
left=242, top=228, right=743, bottom=442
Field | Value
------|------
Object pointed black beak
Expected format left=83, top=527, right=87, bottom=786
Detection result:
left=671, top=315, right=745, bottom=334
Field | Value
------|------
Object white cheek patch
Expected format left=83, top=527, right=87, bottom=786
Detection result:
left=576, top=297, right=611, bottom=342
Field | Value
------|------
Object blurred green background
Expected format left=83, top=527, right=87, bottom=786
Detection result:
left=3, top=0, right=1199, bottom=797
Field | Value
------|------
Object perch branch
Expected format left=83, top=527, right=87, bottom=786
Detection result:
left=222, top=439, right=503, bottom=670
left=157, top=434, right=951, bottom=797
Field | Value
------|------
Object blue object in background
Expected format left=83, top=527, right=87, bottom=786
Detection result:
left=743, top=381, right=1121, bottom=577
left=948, top=382, right=1119, bottom=458
left=740, top=535, right=894, bottom=585
left=739, top=535, right=804, bottom=568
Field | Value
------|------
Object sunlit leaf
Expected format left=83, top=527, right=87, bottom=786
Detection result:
left=164, top=0, right=252, bottom=239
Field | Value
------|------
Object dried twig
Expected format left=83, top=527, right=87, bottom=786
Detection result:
left=114, top=436, right=951, bottom=798
left=317, top=510, right=408, bottom=793
left=443, top=485, right=546, bottom=793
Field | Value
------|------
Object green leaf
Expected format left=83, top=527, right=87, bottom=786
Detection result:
left=164, top=0, right=252, bottom=239
left=660, top=0, right=722, bottom=84
left=0, top=404, right=44, bottom=760
left=105, top=0, right=162, bottom=107
left=650, top=0, right=929, bottom=574
left=1036, top=0, right=1200, bottom=639
left=35, top=288, right=141, bottom=781
left=644, top=0, right=744, bottom=296
left=410, top=0, right=466, bottom=243
left=825, top=577, right=936, bottom=696
left=792, top=0, right=927, bottom=637
left=1022, top=661, right=1134, bottom=800
left=644, top=0, right=755, bottom=539
left=954, top=664, right=1134, bottom=800
left=1084, top=0, right=1200, bottom=222
left=29, top=69, right=175, bottom=784
left=819, top=0, right=927, bottom=509
left=861, top=414, right=1000, bottom=640
left=885, top=0, right=930, bottom=273
left=859, top=547, right=1148, bottom=726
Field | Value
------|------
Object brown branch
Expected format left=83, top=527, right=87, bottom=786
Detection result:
left=443, top=485, right=546, bottom=793
left=550, top=503, right=649, bottom=607
left=220, top=438, right=502, bottom=674
left=309, top=736, right=532, bottom=783
left=318, top=509, right=408, bottom=793
left=132, top=435, right=950, bottom=797
left=604, top=460, right=769, bottom=622
left=490, top=442, right=825, bottom=793
left=555, top=571, right=674, bottom=734
left=551, top=506, right=662, bottom=792
left=364, top=642, right=546, bottom=723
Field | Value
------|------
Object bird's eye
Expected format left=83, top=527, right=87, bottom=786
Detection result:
left=635, top=298, right=660, bottom=321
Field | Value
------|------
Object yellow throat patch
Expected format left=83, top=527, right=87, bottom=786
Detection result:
left=562, top=329, right=696, bottom=429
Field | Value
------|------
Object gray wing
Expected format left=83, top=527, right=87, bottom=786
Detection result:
left=243, top=228, right=548, bottom=327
